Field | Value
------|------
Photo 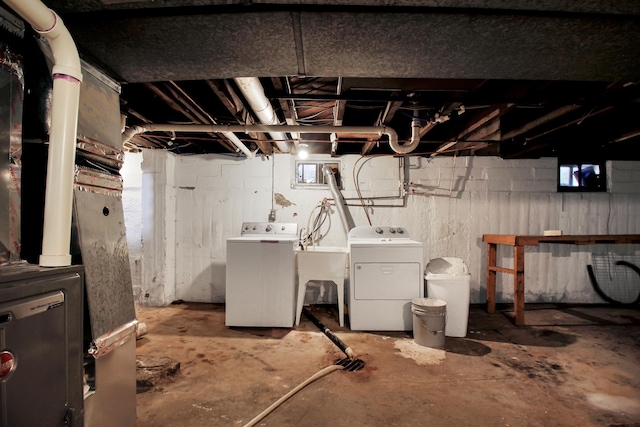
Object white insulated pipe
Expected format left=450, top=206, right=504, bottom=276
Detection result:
left=234, top=77, right=291, bottom=153
left=5, top=0, right=83, bottom=267
left=223, top=132, right=256, bottom=158
left=123, top=124, right=399, bottom=152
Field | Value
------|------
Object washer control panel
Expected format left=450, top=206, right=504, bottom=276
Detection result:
left=349, top=225, right=409, bottom=240
left=241, top=222, right=298, bottom=236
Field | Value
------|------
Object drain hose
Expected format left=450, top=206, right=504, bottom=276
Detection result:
left=243, top=365, right=343, bottom=427
left=303, top=307, right=356, bottom=360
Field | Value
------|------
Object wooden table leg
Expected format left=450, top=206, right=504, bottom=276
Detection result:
left=486, top=242, right=497, bottom=314
left=513, top=245, right=525, bottom=326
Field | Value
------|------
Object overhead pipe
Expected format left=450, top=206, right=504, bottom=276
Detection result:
left=222, top=132, right=256, bottom=158
left=123, top=124, right=399, bottom=150
left=388, top=110, right=421, bottom=155
left=234, top=77, right=291, bottom=153
left=122, top=123, right=256, bottom=159
left=5, top=0, right=83, bottom=267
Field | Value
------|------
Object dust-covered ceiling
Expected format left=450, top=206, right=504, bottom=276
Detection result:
left=13, top=1, right=640, bottom=158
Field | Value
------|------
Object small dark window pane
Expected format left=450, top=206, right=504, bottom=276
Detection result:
left=558, top=161, right=606, bottom=192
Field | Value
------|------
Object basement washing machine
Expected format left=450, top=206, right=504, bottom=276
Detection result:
left=226, top=222, right=298, bottom=327
left=348, top=226, right=424, bottom=331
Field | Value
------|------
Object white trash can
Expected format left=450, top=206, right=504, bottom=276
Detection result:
left=425, top=257, right=471, bottom=338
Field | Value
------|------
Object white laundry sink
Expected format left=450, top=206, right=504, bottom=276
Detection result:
left=296, top=246, right=349, bottom=278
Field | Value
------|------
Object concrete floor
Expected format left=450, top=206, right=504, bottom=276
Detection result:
left=134, top=303, right=640, bottom=426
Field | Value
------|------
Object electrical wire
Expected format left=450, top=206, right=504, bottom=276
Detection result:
left=352, top=155, right=404, bottom=222
left=353, top=156, right=374, bottom=225
left=400, top=111, right=432, bottom=122
left=302, top=200, right=332, bottom=249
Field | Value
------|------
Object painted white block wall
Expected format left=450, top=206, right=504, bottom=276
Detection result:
left=126, top=149, right=640, bottom=307
left=121, top=151, right=143, bottom=300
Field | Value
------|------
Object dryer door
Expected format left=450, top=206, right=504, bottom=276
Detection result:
left=354, top=262, right=421, bottom=300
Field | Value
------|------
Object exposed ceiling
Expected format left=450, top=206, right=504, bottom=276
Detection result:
left=22, top=1, right=640, bottom=158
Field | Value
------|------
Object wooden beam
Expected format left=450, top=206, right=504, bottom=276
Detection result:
left=432, top=105, right=513, bottom=156
left=271, top=77, right=293, bottom=120
left=465, top=116, right=501, bottom=142
left=525, top=106, right=614, bottom=143
left=144, top=82, right=236, bottom=153
left=501, top=105, right=581, bottom=140
left=486, top=242, right=497, bottom=314
left=361, top=138, right=378, bottom=156
left=361, top=100, right=402, bottom=155
left=205, top=79, right=243, bottom=121
left=144, top=82, right=194, bottom=120
left=381, top=101, right=402, bottom=125
left=256, top=133, right=273, bottom=155
left=420, top=102, right=461, bottom=138
left=457, top=107, right=504, bottom=140
left=610, top=129, right=640, bottom=144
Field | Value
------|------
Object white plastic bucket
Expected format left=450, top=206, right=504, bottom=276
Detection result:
left=411, top=298, right=447, bottom=349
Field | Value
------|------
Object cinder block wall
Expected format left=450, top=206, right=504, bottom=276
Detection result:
left=122, top=151, right=640, bottom=307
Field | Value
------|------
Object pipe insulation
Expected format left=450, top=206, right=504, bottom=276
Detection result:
left=234, top=77, right=291, bottom=153
left=5, top=0, right=83, bottom=267
left=322, top=165, right=355, bottom=237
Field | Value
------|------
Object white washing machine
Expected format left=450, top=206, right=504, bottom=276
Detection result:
left=348, top=226, right=424, bottom=331
left=226, top=222, right=298, bottom=327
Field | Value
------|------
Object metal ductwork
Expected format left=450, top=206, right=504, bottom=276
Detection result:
left=322, top=165, right=355, bottom=237
left=234, top=77, right=291, bottom=153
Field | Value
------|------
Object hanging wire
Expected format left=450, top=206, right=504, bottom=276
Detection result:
left=301, top=199, right=332, bottom=249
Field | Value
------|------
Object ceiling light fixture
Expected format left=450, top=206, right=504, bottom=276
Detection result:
left=298, top=143, right=309, bottom=160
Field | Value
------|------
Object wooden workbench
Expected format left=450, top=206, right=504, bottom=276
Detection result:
left=482, top=234, right=640, bottom=325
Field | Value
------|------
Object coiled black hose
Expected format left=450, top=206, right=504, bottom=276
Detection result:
left=587, top=260, right=640, bottom=305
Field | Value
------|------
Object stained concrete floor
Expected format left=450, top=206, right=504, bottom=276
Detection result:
left=134, top=303, right=640, bottom=427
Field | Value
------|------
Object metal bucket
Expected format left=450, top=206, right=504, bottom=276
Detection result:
left=411, top=298, right=447, bottom=349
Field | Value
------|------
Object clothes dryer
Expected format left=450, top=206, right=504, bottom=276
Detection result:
left=348, top=226, right=424, bottom=331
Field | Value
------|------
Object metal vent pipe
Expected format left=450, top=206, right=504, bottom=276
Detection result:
left=322, top=165, right=355, bottom=237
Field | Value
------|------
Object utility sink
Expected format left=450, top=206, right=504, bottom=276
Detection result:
left=295, top=246, right=349, bottom=326
left=296, top=246, right=349, bottom=278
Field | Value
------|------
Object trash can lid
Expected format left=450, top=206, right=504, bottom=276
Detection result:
left=425, top=257, right=469, bottom=276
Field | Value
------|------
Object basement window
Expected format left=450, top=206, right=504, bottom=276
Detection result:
left=294, top=161, right=341, bottom=188
left=558, top=161, right=606, bottom=192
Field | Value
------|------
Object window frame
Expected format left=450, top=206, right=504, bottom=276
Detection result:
left=557, top=160, right=607, bottom=193
left=292, top=160, right=342, bottom=189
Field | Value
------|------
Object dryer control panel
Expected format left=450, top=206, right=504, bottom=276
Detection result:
left=348, top=225, right=410, bottom=240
